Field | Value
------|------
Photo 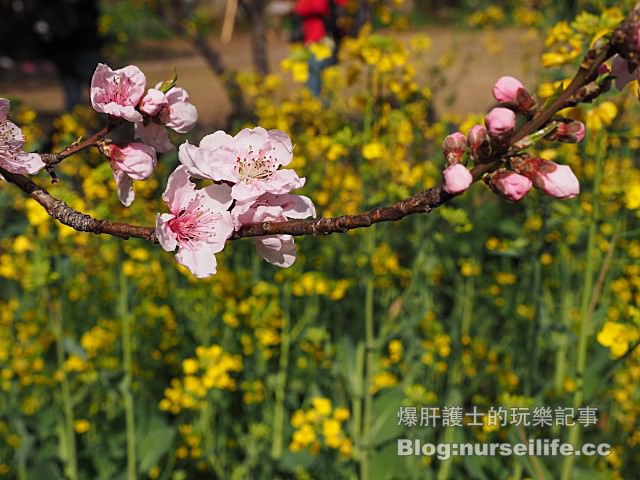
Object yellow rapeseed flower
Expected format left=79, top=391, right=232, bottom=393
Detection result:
left=74, top=419, right=90, bottom=434
left=311, top=397, right=332, bottom=417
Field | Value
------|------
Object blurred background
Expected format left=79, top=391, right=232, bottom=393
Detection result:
left=1, top=1, right=639, bottom=479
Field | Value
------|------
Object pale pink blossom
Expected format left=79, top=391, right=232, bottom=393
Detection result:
left=178, top=127, right=304, bottom=210
left=513, top=158, right=580, bottom=199
left=485, top=107, right=516, bottom=141
left=139, top=88, right=167, bottom=116
left=443, top=163, right=473, bottom=195
left=489, top=170, right=532, bottom=202
left=442, top=132, right=466, bottom=165
left=107, top=142, right=157, bottom=207
left=233, top=193, right=316, bottom=268
left=0, top=98, right=45, bottom=175
left=158, top=87, right=198, bottom=133
left=492, top=76, right=525, bottom=103
left=156, top=165, right=234, bottom=278
left=90, top=63, right=146, bottom=122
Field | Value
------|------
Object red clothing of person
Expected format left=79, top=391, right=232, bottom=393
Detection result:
left=294, top=0, right=346, bottom=44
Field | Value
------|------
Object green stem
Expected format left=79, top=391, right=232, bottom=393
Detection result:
left=272, top=283, right=291, bottom=459
left=119, top=261, right=137, bottom=480
left=360, top=232, right=376, bottom=480
left=560, top=135, right=604, bottom=480
left=55, top=295, right=78, bottom=480
left=438, top=275, right=471, bottom=480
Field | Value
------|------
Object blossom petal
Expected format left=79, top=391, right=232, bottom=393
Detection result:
left=265, top=129, right=294, bottom=166
left=0, top=98, right=9, bottom=120
left=155, top=213, right=178, bottom=251
left=113, top=168, right=135, bottom=207
left=201, top=183, right=233, bottom=212
left=135, top=122, right=174, bottom=153
left=175, top=245, right=218, bottom=278
left=111, top=143, right=157, bottom=180
left=1, top=152, right=46, bottom=175
left=231, top=180, right=265, bottom=204
left=162, top=165, right=197, bottom=212
left=263, top=169, right=305, bottom=195
left=274, top=194, right=316, bottom=219
left=254, top=235, right=297, bottom=268
left=200, top=130, right=234, bottom=151
left=234, top=127, right=269, bottom=155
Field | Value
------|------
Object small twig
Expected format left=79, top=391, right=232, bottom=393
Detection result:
left=41, top=124, right=113, bottom=166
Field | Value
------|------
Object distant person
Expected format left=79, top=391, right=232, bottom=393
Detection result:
left=293, top=0, right=347, bottom=96
left=29, top=0, right=103, bottom=110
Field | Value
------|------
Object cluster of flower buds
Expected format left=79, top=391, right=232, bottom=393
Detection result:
left=90, top=63, right=198, bottom=206
left=156, top=127, right=315, bottom=278
left=441, top=75, right=583, bottom=201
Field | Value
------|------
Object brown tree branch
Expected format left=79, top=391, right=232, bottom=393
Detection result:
left=1, top=8, right=635, bottom=246
left=0, top=167, right=156, bottom=242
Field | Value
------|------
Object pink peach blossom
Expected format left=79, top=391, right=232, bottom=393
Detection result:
left=490, top=170, right=532, bottom=202
left=485, top=107, right=516, bottom=141
left=492, top=76, right=525, bottom=103
left=232, top=193, right=316, bottom=268
left=156, top=165, right=234, bottom=278
left=107, top=142, right=157, bottom=207
left=178, top=127, right=304, bottom=210
left=443, top=163, right=473, bottom=195
left=90, top=63, right=146, bottom=122
left=0, top=98, right=45, bottom=175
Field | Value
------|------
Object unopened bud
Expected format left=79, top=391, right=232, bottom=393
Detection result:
left=546, top=120, right=585, bottom=143
left=485, top=107, right=516, bottom=142
left=492, top=76, right=524, bottom=103
left=443, top=132, right=466, bottom=165
left=443, top=163, right=473, bottom=195
left=511, top=157, right=579, bottom=199
left=487, top=169, right=532, bottom=202
left=493, top=76, right=536, bottom=112
left=467, top=124, right=491, bottom=163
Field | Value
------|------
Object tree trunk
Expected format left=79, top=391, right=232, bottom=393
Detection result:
left=239, top=0, right=270, bottom=75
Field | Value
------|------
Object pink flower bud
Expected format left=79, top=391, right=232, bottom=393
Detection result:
left=443, top=163, right=473, bottom=195
left=158, top=87, right=198, bottom=133
left=139, top=88, right=167, bottom=116
left=443, top=131, right=466, bottom=165
left=492, top=76, right=525, bottom=103
left=547, top=121, right=585, bottom=143
left=485, top=107, right=516, bottom=141
left=512, top=157, right=579, bottom=199
left=467, top=124, right=490, bottom=163
left=489, top=170, right=532, bottom=202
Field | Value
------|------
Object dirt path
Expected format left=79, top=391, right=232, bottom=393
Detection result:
left=0, top=27, right=543, bottom=127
